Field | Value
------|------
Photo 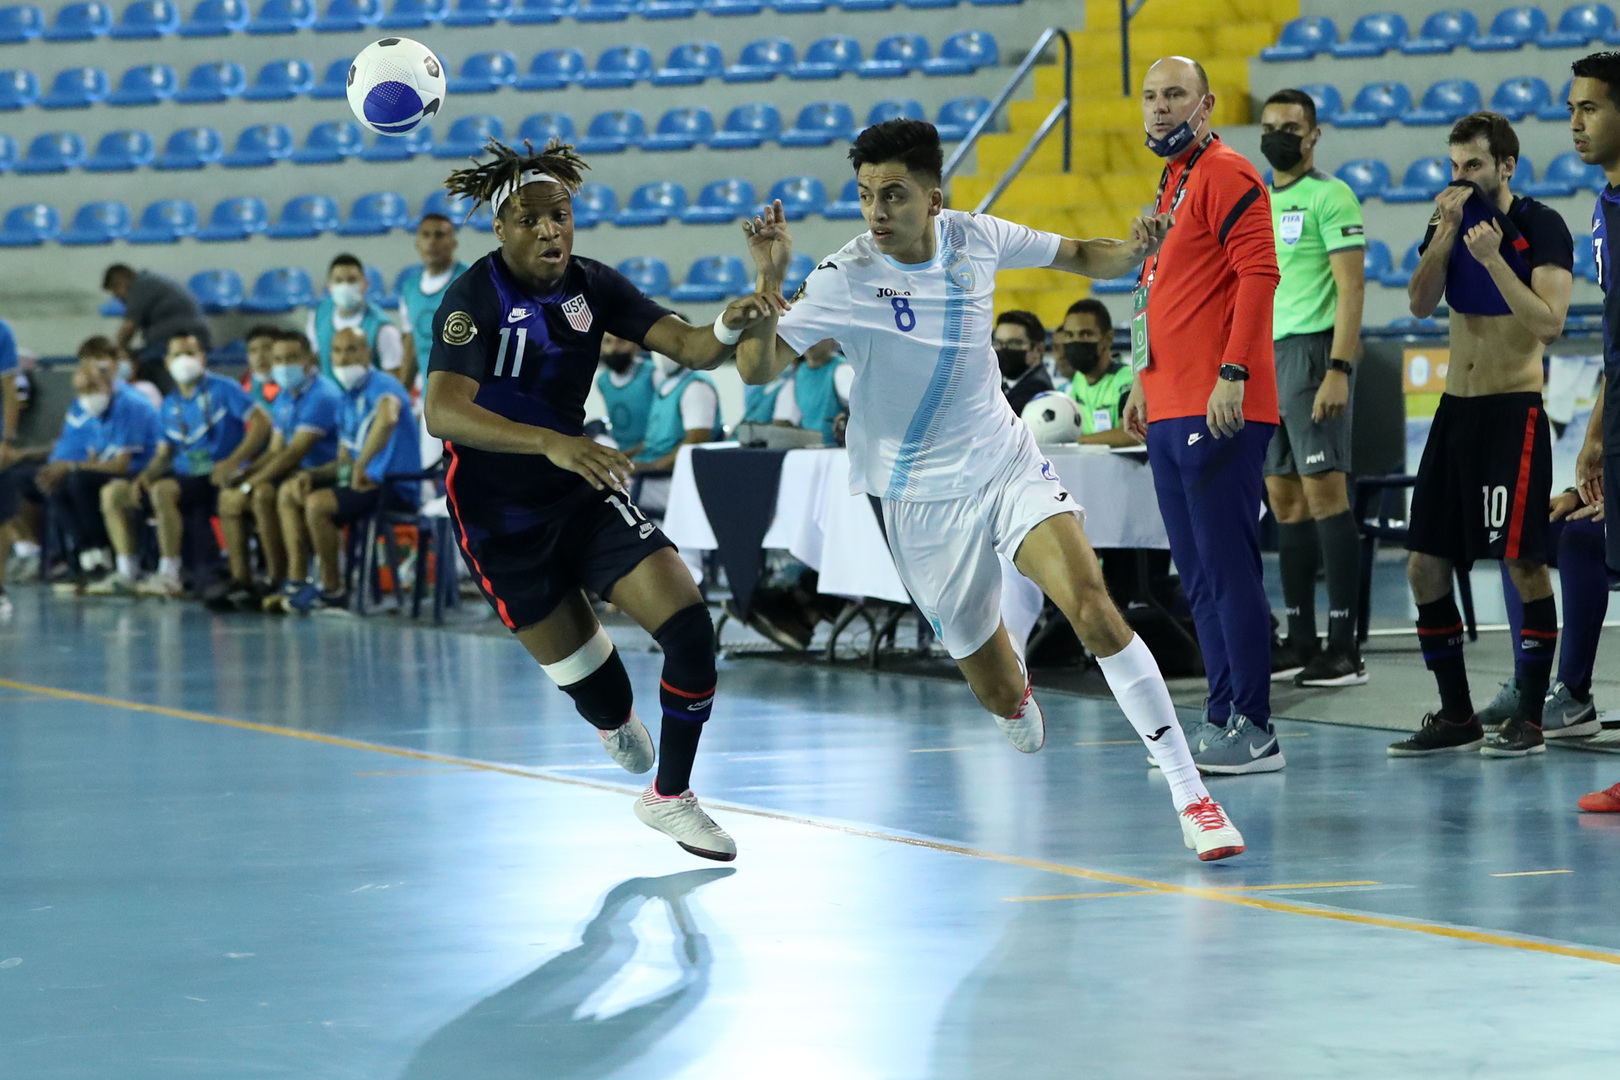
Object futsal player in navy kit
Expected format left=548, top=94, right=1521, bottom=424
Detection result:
left=423, top=140, right=779, bottom=861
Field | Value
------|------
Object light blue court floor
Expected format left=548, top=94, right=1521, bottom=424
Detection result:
left=2, top=590, right=1620, bottom=1079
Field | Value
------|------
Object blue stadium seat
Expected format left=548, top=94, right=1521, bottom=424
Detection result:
left=1401, top=8, right=1479, bottom=54
left=1574, top=233, right=1599, bottom=282
left=791, top=35, right=861, bottom=79
left=769, top=176, right=828, bottom=219
left=710, top=102, right=782, bottom=148
left=176, top=60, right=246, bottom=103
left=710, top=0, right=764, bottom=14
left=1330, top=12, right=1406, bottom=57
left=338, top=191, right=410, bottom=235
left=576, top=109, right=646, bottom=152
left=292, top=120, right=364, bottom=163
left=432, top=114, right=502, bottom=158
left=516, top=47, right=586, bottom=91
left=780, top=101, right=856, bottom=146
left=671, top=255, right=749, bottom=302
left=442, top=0, right=509, bottom=24
left=653, top=42, right=724, bottom=86
left=0, top=204, right=61, bottom=246
left=16, top=132, right=86, bottom=174
left=267, top=194, right=339, bottom=238
left=1538, top=78, right=1575, bottom=121
left=0, top=4, right=44, bottom=42
left=868, top=97, right=923, bottom=126
left=419, top=188, right=491, bottom=230
left=1515, top=154, right=1537, bottom=190
left=378, top=0, right=445, bottom=27
left=1379, top=241, right=1420, bottom=288
left=60, top=201, right=132, bottom=245
left=508, top=0, right=568, bottom=20
left=0, top=133, right=12, bottom=170
left=180, top=0, right=247, bottom=34
left=1362, top=239, right=1393, bottom=282
left=724, top=38, right=794, bottom=83
left=1334, top=158, right=1391, bottom=201
left=363, top=264, right=394, bottom=308
left=924, top=29, right=996, bottom=75
left=1384, top=156, right=1449, bottom=202
left=1402, top=79, right=1482, bottom=125
left=243, top=267, right=315, bottom=311
left=244, top=58, right=314, bottom=100
left=580, top=45, right=654, bottom=89
left=1491, top=76, right=1552, bottom=120
left=197, top=196, right=270, bottom=240
left=1295, top=83, right=1343, bottom=124
left=313, top=0, right=378, bottom=29
left=642, top=0, right=697, bottom=18
left=1336, top=82, right=1412, bottom=128
left=224, top=122, right=294, bottom=166
left=517, top=111, right=575, bottom=144
left=449, top=50, right=518, bottom=93
left=311, top=57, right=353, bottom=98
left=858, top=33, right=928, bottom=77
left=765, top=0, right=818, bottom=14
left=0, top=69, right=38, bottom=110
left=107, top=63, right=179, bottom=105
left=840, top=0, right=892, bottom=10
left=617, top=257, right=672, bottom=296
left=681, top=178, right=755, bottom=223
left=571, top=182, right=617, bottom=228
left=935, top=95, right=989, bottom=141
left=1540, top=3, right=1617, bottom=45
left=905, top=0, right=956, bottom=10
left=967, top=0, right=1019, bottom=8
left=824, top=177, right=861, bottom=218
left=189, top=269, right=245, bottom=310
left=643, top=106, right=715, bottom=150
left=781, top=252, right=815, bottom=294
left=156, top=126, right=224, bottom=169
left=1090, top=272, right=1137, bottom=295
left=615, top=181, right=687, bottom=226
left=1522, top=150, right=1604, bottom=196
left=573, top=0, right=629, bottom=18
left=41, top=67, right=110, bottom=109
left=362, top=123, right=432, bottom=160
left=44, top=1, right=111, bottom=39
left=111, top=0, right=179, bottom=37
left=85, top=129, right=156, bottom=171
left=1471, top=6, right=1548, bottom=50
left=1261, top=16, right=1335, bottom=61
left=129, top=198, right=199, bottom=242
left=246, top=0, right=315, bottom=32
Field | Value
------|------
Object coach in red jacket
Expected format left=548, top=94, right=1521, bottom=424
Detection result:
left=1122, top=56, right=1284, bottom=775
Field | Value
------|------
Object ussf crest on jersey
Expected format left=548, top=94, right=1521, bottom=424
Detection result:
left=561, top=294, right=593, bottom=333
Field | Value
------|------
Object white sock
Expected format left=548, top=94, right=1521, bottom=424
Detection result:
left=1096, top=634, right=1209, bottom=811
left=81, top=549, right=110, bottom=572
left=159, top=557, right=181, bottom=578
left=116, top=554, right=138, bottom=579
left=13, top=541, right=39, bottom=557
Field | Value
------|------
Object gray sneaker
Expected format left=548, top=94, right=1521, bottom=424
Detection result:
left=1147, top=703, right=1225, bottom=767
left=1476, top=679, right=1521, bottom=733
left=1193, top=715, right=1287, bottom=775
left=1542, top=682, right=1601, bottom=739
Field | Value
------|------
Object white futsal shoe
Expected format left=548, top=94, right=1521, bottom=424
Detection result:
left=996, top=685, right=1046, bottom=753
left=634, top=786, right=737, bottom=861
left=599, top=712, right=655, bottom=774
left=1179, top=797, right=1245, bottom=862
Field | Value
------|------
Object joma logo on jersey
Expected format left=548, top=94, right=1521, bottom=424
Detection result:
left=875, top=288, right=912, bottom=298
left=560, top=294, right=593, bottom=333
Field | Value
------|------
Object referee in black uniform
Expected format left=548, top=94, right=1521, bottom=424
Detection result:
left=423, top=139, right=779, bottom=861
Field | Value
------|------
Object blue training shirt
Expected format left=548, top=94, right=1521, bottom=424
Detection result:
left=50, top=384, right=161, bottom=471
left=161, top=371, right=261, bottom=476
left=0, top=318, right=16, bottom=378
left=340, top=369, right=422, bottom=507
left=270, top=374, right=343, bottom=469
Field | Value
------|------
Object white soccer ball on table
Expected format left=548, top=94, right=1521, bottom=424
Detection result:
left=1020, top=391, right=1082, bottom=445
left=347, top=37, right=446, bottom=136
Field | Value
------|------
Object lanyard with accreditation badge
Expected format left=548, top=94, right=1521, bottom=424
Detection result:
left=1131, top=135, right=1212, bottom=375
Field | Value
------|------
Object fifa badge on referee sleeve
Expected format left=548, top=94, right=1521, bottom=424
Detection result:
left=1130, top=286, right=1151, bottom=374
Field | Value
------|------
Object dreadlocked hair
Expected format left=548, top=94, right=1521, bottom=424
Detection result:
left=443, top=138, right=589, bottom=218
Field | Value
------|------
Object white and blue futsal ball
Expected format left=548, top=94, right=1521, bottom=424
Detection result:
left=347, top=37, right=446, bottom=137
left=1021, top=391, right=1082, bottom=445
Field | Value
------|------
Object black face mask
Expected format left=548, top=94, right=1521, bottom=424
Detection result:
left=996, top=347, right=1029, bottom=380
left=1260, top=130, right=1306, bottom=173
left=603, top=350, right=637, bottom=375
left=1062, top=341, right=1105, bottom=375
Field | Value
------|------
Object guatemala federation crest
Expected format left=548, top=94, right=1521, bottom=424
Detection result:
left=1279, top=210, right=1305, bottom=246
left=560, top=294, right=593, bottom=333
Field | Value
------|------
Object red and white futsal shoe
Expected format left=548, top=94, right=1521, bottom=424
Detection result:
left=635, top=786, right=737, bottom=861
left=1180, top=797, right=1245, bottom=861
left=599, top=711, right=655, bottom=774
left=995, top=684, right=1046, bottom=753
left=1577, top=781, right=1620, bottom=813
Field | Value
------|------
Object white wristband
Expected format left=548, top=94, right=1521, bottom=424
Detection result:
left=712, top=311, right=743, bottom=346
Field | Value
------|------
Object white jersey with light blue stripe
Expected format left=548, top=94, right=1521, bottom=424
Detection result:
left=775, top=209, right=1061, bottom=501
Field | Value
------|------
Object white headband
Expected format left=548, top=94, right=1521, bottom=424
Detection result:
left=494, top=169, right=564, bottom=214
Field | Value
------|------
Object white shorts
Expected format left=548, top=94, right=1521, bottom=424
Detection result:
left=882, top=428, right=1082, bottom=659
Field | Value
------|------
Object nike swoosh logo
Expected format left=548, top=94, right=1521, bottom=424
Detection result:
left=1187, top=433, right=1203, bottom=445
left=1250, top=736, right=1278, bottom=759
left=1147, top=725, right=1171, bottom=741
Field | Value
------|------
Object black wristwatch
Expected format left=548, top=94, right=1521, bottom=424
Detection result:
left=1328, top=358, right=1354, bottom=375
left=1218, top=363, right=1250, bottom=382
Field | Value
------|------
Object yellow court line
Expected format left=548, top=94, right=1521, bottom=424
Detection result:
left=1004, top=890, right=1160, bottom=902
left=909, top=746, right=973, bottom=753
left=1492, top=870, right=1574, bottom=878
left=1005, top=880, right=1382, bottom=902
left=353, top=768, right=479, bottom=776
left=7, top=677, right=1620, bottom=970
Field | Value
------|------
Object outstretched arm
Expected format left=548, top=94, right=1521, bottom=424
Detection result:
left=1047, top=214, right=1174, bottom=280
left=641, top=293, right=784, bottom=372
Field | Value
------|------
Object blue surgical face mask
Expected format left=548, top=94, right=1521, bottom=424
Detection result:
left=1145, top=95, right=1211, bottom=158
left=271, top=363, right=307, bottom=392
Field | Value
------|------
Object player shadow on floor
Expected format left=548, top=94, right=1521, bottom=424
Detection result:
left=397, top=867, right=735, bottom=1080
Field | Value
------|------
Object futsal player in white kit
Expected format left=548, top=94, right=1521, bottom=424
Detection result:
left=732, top=120, right=1245, bottom=860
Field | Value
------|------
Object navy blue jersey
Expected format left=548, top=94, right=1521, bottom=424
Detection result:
left=1594, top=187, right=1620, bottom=447
left=1421, top=191, right=1573, bottom=316
left=429, top=250, right=673, bottom=538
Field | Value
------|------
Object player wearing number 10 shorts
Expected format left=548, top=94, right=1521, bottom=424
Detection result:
left=734, top=118, right=1246, bottom=861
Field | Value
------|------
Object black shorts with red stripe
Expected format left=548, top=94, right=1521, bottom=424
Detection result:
left=1407, top=392, right=1551, bottom=566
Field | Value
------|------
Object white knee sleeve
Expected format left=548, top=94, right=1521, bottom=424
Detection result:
left=541, top=626, right=614, bottom=687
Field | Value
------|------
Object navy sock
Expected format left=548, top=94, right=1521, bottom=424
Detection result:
left=1316, top=510, right=1361, bottom=656
left=1516, top=595, right=1557, bottom=726
left=1556, top=519, right=1609, bottom=700
left=1417, top=594, right=1472, bottom=721
left=1277, top=521, right=1320, bottom=652
left=1500, top=561, right=1525, bottom=682
left=652, top=604, right=716, bottom=797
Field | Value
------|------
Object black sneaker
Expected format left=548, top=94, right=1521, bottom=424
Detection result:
left=1294, top=648, right=1369, bottom=688
left=1481, top=716, right=1546, bottom=758
left=1388, top=712, right=1485, bottom=757
left=1271, top=638, right=1318, bottom=682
